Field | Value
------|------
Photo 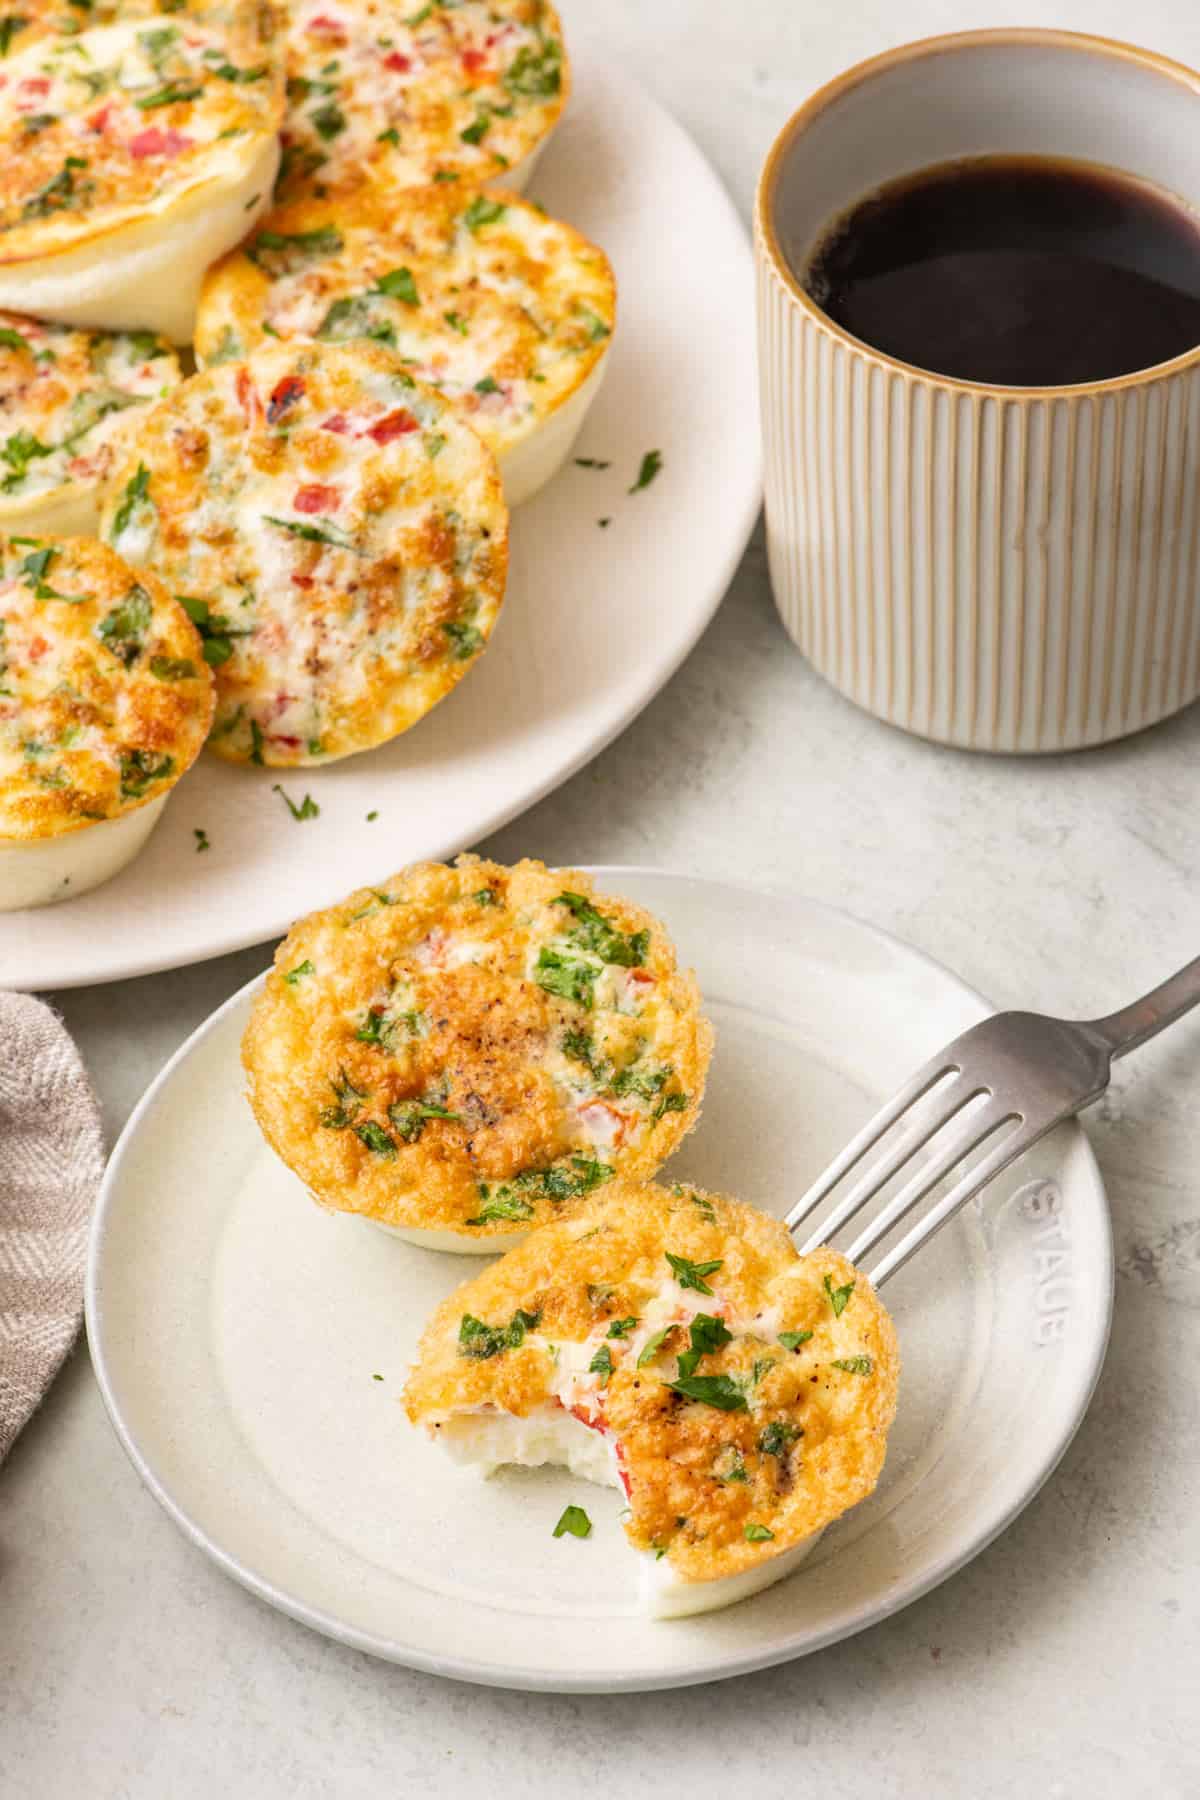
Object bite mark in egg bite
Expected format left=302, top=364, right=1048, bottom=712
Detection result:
left=403, top=1179, right=900, bottom=1617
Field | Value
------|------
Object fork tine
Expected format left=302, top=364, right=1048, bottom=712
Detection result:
left=862, top=1117, right=1046, bottom=1288
left=793, top=1077, right=987, bottom=1255
left=840, top=1101, right=1020, bottom=1264
left=784, top=1054, right=960, bottom=1232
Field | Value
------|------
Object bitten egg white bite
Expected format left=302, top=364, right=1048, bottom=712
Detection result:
left=0, top=314, right=182, bottom=537
left=0, top=533, right=213, bottom=909
left=403, top=1180, right=900, bottom=1618
left=277, top=0, right=568, bottom=202
left=0, top=11, right=284, bottom=343
left=241, top=857, right=714, bottom=1250
left=196, top=184, right=615, bottom=506
left=100, top=339, right=507, bottom=768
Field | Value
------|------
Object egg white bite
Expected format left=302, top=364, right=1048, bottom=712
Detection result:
left=277, top=0, right=568, bottom=201
left=241, top=857, right=714, bottom=1249
left=100, top=339, right=507, bottom=767
left=196, top=184, right=614, bottom=506
left=0, top=313, right=182, bottom=538
left=0, top=533, right=213, bottom=909
left=0, top=12, right=284, bottom=343
left=403, top=1179, right=900, bottom=1618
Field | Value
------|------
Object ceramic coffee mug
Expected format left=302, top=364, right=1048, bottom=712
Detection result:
left=756, top=30, right=1200, bottom=753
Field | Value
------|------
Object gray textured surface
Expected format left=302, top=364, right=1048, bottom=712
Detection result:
left=4, top=1, right=1200, bottom=1793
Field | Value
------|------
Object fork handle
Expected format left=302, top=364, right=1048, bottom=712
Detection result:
left=1085, top=954, right=1200, bottom=1059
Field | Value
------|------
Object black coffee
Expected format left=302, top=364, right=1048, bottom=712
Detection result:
left=802, top=155, right=1200, bottom=386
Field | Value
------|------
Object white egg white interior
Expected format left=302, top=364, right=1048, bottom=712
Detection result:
left=428, top=1385, right=823, bottom=1620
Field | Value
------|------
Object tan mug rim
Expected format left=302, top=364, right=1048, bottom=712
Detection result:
left=756, top=26, right=1200, bottom=401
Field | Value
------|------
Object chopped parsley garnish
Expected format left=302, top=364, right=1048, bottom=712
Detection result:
left=176, top=593, right=250, bottom=667
left=665, top=1373, right=747, bottom=1412
left=474, top=374, right=500, bottom=395
left=574, top=457, right=610, bottom=469
left=576, top=307, right=611, bottom=342
left=757, top=1421, right=802, bottom=1457
left=149, top=655, right=197, bottom=680
left=272, top=783, right=319, bottom=821
left=504, top=37, right=563, bottom=98
left=466, top=1189, right=534, bottom=1225
left=653, top=1091, right=689, bottom=1119
left=778, top=1329, right=814, bottom=1351
left=462, top=194, right=506, bottom=232
left=263, top=514, right=357, bottom=551
left=554, top=891, right=647, bottom=966
left=355, top=1120, right=396, bottom=1158
left=136, top=81, right=202, bottom=109
left=311, top=101, right=346, bottom=139
left=552, top=1504, right=592, bottom=1540
left=388, top=1097, right=461, bottom=1142
left=444, top=311, right=469, bottom=335
left=119, top=749, right=174, bottom=799
left=479, top=1154, right=613, bottom=1214
left=460, top=108, right=490, bottom=145
left=676, top=1312, right=733, bottom=1379
left=247, top=227, right=343, bottom=273
left=22, top=155, right=91, bottom=221
left=689, top=1192, right=717, bottom=1222
left=2, top=429, right=53, bottom=490
left=636, top=1326, right=672, bottom=1368
left=284, top=960, right=315, bottom=984
left=458, top=1307, right=541, bottom=1360
left=587, top=1283, right=614, bottom=1307
left=0, top=16, right=28, bottom=57
left=607, top=1317, right=638, bottom=1338
left=96, top=586, right=152, bottom=668
left=832, top=1355, right=874, bottom=1375
left=824, top=1275, right=855, bottom=1317
left=664, top=1252, right=723, bottom=1296
left=193, top=828, right=210, bottom=852
left=589, top=1343, right=614, bottom=1385
left=0, top=325, right=30, bottom=353
left=443, top=620, right=483, bottom=660
left=318, top=1065, right=366, bottom=1128
left=249, top=719, right=265, bottom=765
left=629, top=449, right=663, bottom=494
left=751, top=1356, right=776, bottom=1386
left=534, top=946, right=597, bottom=1009
left=376, top=126, right=400, bottom=145
left=374, top=265, right=419, bottom=304
left=472, top=886, right=498, bottom=905
left=17, top=546, right=86, bottom=602
left=111, top=463, right=151, bottom=538
left=744, top=1522, right=775, bottom=1543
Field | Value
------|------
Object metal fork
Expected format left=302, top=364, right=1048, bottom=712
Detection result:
left=787, top=954, right=1200, bottom=1287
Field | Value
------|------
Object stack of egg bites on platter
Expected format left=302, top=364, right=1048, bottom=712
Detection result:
left=0, top=0, right=615, bottom=909
left=244, top=855, right=901, bottom=1619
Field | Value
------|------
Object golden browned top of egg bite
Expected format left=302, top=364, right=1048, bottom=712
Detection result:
left=404, top=1180, right=900, bottom=1582
left=0, top=13, right=283, bottom=266
left=0, top=533, right=213, bottom=840
left=195, top=183, right=615, bottom=460
left=242, top=858, right=714, bottom=1238
left=100, top=338, right=507, bottom=767
left=0, top=313, right=182, bottom=511
left=277, top=0, right=568, bottom=201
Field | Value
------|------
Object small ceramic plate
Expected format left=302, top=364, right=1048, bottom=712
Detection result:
left=0, top=47, right=759, bottom=991
left=87, top=871, right=1113, bottom=1692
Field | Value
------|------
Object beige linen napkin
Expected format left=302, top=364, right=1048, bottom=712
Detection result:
left=0, top=992, right=104, bottom=1463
